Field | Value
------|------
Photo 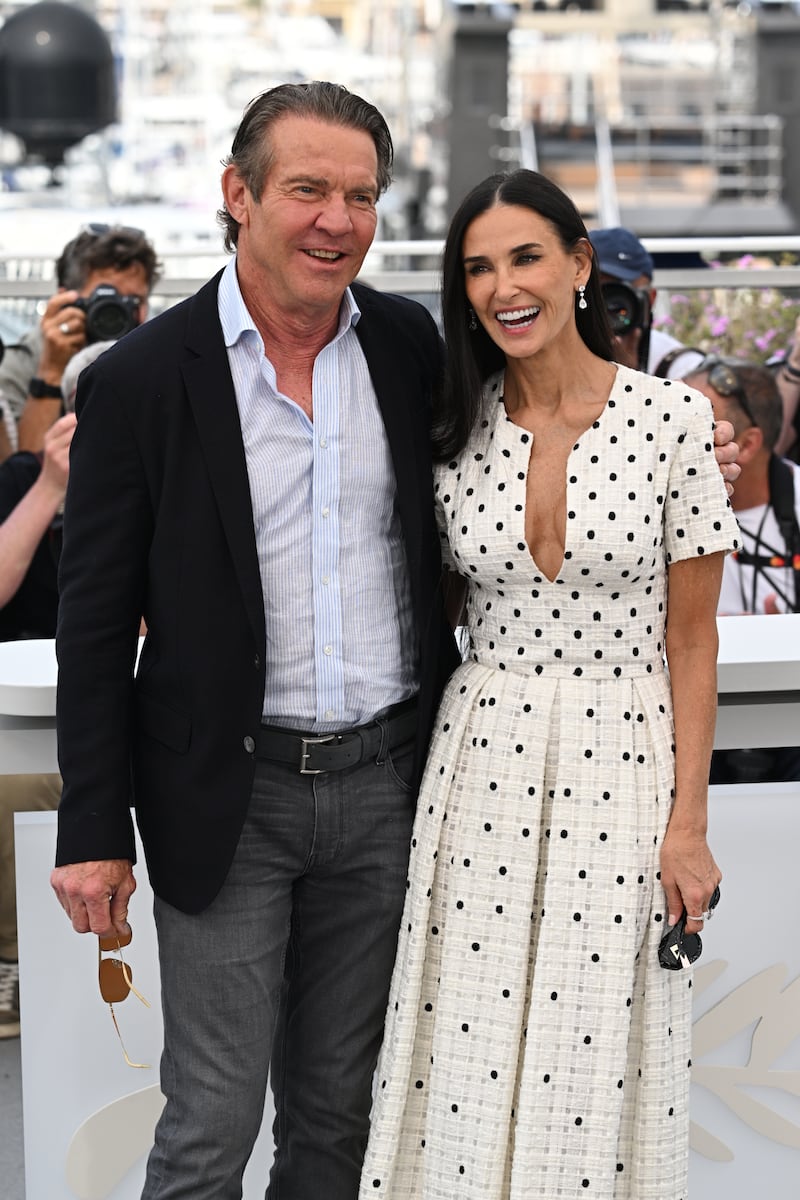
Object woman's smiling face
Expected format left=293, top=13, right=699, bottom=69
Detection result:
left=462, top=202, right=591, bottom=361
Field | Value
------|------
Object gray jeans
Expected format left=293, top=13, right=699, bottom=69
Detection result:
left=142, top=738, right=416, bottom=1200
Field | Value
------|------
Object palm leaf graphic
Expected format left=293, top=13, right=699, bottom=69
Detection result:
left=690, top=960, right=800, bottom=1156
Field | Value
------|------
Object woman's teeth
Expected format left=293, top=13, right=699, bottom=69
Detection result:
left=496, top=307, right=540, bottom=326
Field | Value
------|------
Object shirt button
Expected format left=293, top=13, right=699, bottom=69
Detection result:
left=321, top=507, right=330, bottom=518
left=323, top=645, right=333, bottom=655
left=243, top=736, right=255, bottom=754
left=321, top=574, right=330, bottom=585
left=319, top=436, right=328, bottom=448
left=324, top=708, right=335, bottom=720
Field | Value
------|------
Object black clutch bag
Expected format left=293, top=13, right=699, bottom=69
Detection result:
left=658, top=886, right=720, bottom=970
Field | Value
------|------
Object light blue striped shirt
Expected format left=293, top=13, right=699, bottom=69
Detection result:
left=218, top=257, right=418, bottom=732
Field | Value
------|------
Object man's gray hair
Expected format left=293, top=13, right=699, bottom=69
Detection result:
left=217, top=81, right=393, bottom=253
left=732, top=363, right=784, bottom=452
left=61, top=341, right=116, bottom=413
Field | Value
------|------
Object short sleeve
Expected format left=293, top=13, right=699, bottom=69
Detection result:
left=663, top=389, right=740, bottom=564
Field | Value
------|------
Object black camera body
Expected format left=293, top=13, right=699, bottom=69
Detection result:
left=601, top=280, right=652, bottom=371
left=74, top=284, right=140, bottom=344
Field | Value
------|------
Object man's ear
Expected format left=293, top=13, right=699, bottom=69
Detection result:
left=737, top=423, right=765, bottom=466
left=221, top=165, right=249, bottom=226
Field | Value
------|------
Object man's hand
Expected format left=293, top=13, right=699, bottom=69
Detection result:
left=51, top=859, right=136, bottom=940
left=37, top=291, right=88, bottom=385
left=18, top=293, right=87, bottom=453
left=712, top=419, right=740, bottom=495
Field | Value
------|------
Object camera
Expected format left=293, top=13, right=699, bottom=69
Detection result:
left=601, top=280, right=651, bottom=337
left=74, top=284, right=140, bottom=344
left=601, top=280, right=652, bottom=371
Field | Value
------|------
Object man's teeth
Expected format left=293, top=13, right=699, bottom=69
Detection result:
left=307, top=249, right=341, bottom=260
left=496, top=307, right=540, bottom=324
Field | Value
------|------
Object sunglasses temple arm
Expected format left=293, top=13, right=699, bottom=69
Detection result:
left=119, top=958, right=151, bottom=1008
left=108, top=1002, right=150, bottom=1070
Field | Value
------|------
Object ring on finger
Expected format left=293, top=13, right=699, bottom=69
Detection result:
left=687, top=913, right=705, bottom=922
left=59, top=321, right=71, bottom=335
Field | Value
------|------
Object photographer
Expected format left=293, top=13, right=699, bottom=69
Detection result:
left=0, top=337, right=115, bottom=1039
left=589, top=226, right=702, bottom=377
left=685, top=356, right=800, bottom=784
left=0, top=224, right=160, bottom=459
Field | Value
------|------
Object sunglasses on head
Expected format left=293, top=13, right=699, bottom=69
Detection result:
left=695, top=355, right=757, bottom=428
left=98, top=927, right=151, bottom=1069
left=79, top=222, right=145, bottom=240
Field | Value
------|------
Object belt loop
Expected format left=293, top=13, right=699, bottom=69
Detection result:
left=374, top=717, right=389, bottom=766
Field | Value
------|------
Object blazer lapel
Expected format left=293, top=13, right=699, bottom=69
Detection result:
left=181, top=276, right=266, bottom=651
left=353, top=289, right=425, bottom=582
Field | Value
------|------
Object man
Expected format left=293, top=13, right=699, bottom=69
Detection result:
left=51, top=82, right=459, bottom=1200
left=686, top=356, right=800, bottom=783
left=589, top=225, right=703, bottom=378
left=0, top=224, right=159, bottom=457
left=50, top=83, right=739, bottom=1199
left=686, top=357, right=800, bottom=616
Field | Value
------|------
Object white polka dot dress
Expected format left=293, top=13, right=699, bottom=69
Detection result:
left=359, top=366, right=739, bottom=1200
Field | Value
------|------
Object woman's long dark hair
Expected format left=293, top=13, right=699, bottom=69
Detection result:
left=434, top=169, right=613, bottom=460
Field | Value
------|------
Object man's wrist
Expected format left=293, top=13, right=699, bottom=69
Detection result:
left=28, top=376, right=63, bottom=399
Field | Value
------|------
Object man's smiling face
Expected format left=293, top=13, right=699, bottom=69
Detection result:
left=225, top=114, right=380, bottom=322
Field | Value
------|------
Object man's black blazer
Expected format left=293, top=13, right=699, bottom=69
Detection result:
left=55, top=272, right=460, bottom=913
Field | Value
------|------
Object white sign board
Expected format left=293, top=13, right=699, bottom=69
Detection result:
left=16, top=784, right=800, bottom=1199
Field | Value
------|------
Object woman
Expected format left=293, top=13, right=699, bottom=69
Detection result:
left=360, top=171, right=739, bottom=1200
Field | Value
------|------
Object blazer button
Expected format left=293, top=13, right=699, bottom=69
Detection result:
left=243, top=735, right=256, bottom=754
left=254, top=654, right=261, bottom=669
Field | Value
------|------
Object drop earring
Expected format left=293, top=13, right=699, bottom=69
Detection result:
left=577, top=284, right=588, bottom=311
left=468, top=306, right=478, bottom=331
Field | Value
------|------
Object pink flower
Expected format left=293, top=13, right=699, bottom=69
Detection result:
left=710, top=315, right=729, bottom=337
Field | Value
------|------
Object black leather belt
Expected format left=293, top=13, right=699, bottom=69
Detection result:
left=257, top=697, right=418, bottom=775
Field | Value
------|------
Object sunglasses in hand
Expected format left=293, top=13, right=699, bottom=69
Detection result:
left=98, top=928, right=151, bottom=1068
left=658, top=886, right=721, bottom=971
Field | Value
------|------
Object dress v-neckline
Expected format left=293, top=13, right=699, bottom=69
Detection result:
left=495, top=366, right=619, bottom=584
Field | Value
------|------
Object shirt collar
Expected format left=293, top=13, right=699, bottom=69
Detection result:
left=218, top=255, right=361, bottom=350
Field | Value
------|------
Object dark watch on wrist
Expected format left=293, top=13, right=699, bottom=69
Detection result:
left=29, top=376, right=63, bottom=399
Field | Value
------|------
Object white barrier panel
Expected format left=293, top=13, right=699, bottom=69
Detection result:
left=16, top=813, right=275, bottom=1200
left=17, top=784, right=800, bottom=1200
left=715, top=613, right=800, bottom=750
left=0, top=639, right=58, bottom=773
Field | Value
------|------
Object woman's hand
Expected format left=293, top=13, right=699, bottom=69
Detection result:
left=660, top=822, right=722, bottom=936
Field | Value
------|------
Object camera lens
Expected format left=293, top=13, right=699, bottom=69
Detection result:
left=601, top=282, right=642, bottom=335
left=88, top=299, right=134, bottom=341
left=80, top=285, right=139, bottom=344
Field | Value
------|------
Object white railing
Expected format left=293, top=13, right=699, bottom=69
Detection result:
left=0, top=236, right=797, bottom=334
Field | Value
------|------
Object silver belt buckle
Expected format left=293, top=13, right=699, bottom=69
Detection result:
left=299, top=733, right=336, bottom=774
